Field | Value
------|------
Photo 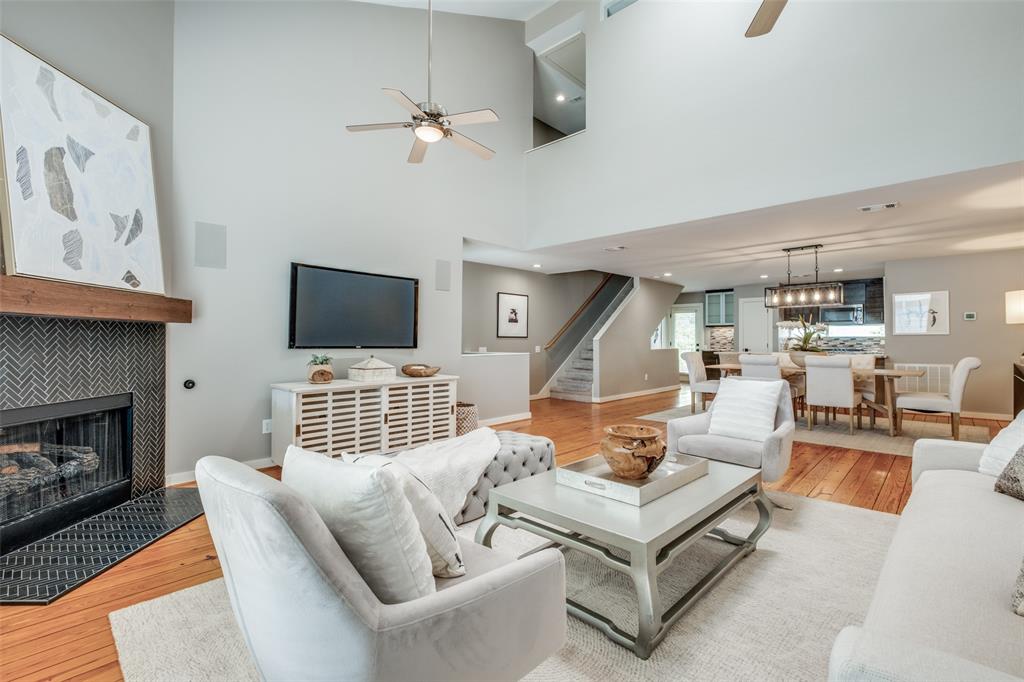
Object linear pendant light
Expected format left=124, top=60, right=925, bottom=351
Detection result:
left=764, top=244, right=844, bottom=308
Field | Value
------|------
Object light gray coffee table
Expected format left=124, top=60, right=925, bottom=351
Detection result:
left=474, top=459, right=772, bottom=659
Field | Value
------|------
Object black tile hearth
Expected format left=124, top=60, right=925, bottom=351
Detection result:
left=0, top=487, right=203, bottom=604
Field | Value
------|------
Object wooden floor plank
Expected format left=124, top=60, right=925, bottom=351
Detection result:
left=0, top=388, right=1002, bottom=681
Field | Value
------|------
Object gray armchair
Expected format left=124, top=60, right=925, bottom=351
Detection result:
left=196, top=456, right=566, bottom=682
left=666, top=378, right=795, bottom=483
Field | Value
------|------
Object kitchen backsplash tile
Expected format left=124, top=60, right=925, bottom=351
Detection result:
left=709, top=326, right=735, bottom=351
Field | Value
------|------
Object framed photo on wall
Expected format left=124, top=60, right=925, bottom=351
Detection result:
left=0, top=35, right=165, bottom=293
left=496, top=292, right=528, bottom=338
left=892, top=291, right=950, bottom=335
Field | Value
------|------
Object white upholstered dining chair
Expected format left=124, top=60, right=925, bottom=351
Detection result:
left=849, top=354, right=880, bottom=428
left=682, top=351, right=719, bottom=412
left=895, top=357, right=981, bottom=440
left=741, top=354, right=805, bottom=417
left=804, top=355, right=867, bottom=435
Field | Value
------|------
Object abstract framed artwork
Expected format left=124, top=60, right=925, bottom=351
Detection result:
left=0, top=35, right=165, bottom=293
left=892, top=291, right=950, bottom=335
left=496, top=292, right=528, bottom=338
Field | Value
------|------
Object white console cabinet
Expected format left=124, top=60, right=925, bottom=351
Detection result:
left=270, top=375, right=457, bottom=465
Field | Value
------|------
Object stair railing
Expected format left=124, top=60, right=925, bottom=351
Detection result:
left=544, top=273, right=614, bottom=351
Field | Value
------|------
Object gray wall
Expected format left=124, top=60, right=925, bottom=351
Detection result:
left=884, top=249, right=1024, bottom=417
left=596, top=278, right=681, bottom=398
left=0, top=0, right=176, bottom=289
left=165, top=1, right=532, bottom=476
left=462, top=261, right=605, bottom=394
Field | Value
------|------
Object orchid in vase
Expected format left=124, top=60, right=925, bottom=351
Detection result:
left=776, top=314, right=828, bottom=351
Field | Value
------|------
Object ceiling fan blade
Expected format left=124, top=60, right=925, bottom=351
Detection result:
left=408, top=137, right=428, bottom=164
left=444, top=108, right=500, bottom=126
left=745, top=0, right=787, bottom=37
left=346, top=122, right=411, bottom=132
left=448, top=130, right=495, bottom=160
left=383, top=88, right=424, bottom=117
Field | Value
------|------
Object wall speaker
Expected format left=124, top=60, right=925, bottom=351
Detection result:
left=195, top=222, right=227, bottom=269
left=435, top=259, right=451, bottom=292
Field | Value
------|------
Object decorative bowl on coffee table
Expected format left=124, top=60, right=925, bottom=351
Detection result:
left=599, top=424, right=666, bottom=480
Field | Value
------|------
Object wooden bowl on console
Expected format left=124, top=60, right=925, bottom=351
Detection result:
left=402, top=364, right=441, bottom=378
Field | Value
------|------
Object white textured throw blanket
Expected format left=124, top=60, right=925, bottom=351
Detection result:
left=352, top=427, right=500, bottom=518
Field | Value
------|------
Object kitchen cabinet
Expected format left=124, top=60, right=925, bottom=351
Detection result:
left=705, top=291, right=734, bottom=326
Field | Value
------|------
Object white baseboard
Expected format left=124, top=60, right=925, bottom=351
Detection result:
left=165, top=456, right=274, bottom=487
left=962, top=410, right=1013, bottom=421
left=593, top=385, right=680, bottom=404
left=479, top=411, right=532, bottom=426
left=529, top=390, right=550, bottom=400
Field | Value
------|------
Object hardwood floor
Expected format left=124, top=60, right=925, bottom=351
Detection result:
left=0, top=387, right=1007, bottom=681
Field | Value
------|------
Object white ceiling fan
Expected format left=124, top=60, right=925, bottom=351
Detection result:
left=745, top=0, right=788, bottom=37
left=346, top=0, right=499, bottom=164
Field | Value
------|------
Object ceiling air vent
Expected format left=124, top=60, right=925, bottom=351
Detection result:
left=603, top=245, right=627, bottom=252
left=858, top=201, right=900, bottom=213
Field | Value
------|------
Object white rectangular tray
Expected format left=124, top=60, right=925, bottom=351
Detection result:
left=555, top=454, right=709, bottom=506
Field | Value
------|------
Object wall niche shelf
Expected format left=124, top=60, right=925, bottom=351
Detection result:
left=0, top=275, right=193, bottom=323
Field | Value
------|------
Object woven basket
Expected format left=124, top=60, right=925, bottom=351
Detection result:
left=455, top=402, right=479, bottom=436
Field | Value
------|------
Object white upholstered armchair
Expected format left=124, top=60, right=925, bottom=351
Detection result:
left=196, top=456, right=566, bottom=682
left=666, top=378, right=795, bottom=483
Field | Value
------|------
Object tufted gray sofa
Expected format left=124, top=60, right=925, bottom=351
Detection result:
left=454, top=431, right=555, bottom=525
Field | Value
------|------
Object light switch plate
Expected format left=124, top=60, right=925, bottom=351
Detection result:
left=535, top=346, right=541, bottom=353
left=262, top=419, right=273, bottom=434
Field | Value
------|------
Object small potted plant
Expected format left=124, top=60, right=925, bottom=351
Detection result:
left=307, top=353, right=334, bottom=384
left=776, top=314, right=829, bottom=367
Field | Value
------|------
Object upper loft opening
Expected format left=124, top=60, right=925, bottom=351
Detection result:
left=529, top=13, right=586, bottom=149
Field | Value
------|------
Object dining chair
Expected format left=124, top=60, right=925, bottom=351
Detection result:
left=895, top=357, right=981, bottom=439
left=741, top=354, right=804, bottom=417
left=805, top=355, right=866, bottom=435
left=849, top=354, right=880, bottom=429
left=682, top=351, right=719, bottom=412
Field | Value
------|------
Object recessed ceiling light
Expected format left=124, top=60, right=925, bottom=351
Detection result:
left=833, top=267, right=844, bottom=272
left=603, top=245, right=627, bottom=252
left=663, top=272, right=672, bottom=277
left=532, top=263, right=542, bottom=268
left=759, top=274, right=769, bottom=279
left=555, top=94, right=566, bottom=102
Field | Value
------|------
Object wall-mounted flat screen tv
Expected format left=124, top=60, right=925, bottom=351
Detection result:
left=289, top=263, right=418, bottom=349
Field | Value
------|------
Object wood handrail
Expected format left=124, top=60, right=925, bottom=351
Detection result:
left=544, top=273, right=614, bottom=350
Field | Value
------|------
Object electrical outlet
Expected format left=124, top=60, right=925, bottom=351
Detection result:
left=644, top=373, right=648, bottom=381
left=262, top=419, right=273, bottom=435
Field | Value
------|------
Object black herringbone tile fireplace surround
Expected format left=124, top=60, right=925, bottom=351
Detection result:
left=0, top=315, right=167, bottom=558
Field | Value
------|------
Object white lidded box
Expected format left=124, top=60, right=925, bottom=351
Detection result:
left=556, top=454, right=709, bottom=506
left=347, top=355, right=396, bottom=381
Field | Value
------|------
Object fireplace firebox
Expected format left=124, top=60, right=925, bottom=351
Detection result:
left=0, top=394, right=133, bottom=554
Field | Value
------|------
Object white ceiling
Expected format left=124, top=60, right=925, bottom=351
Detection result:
left=464, top=162, right=1024, bottom=291
left=356, top=0, right=558, bottom=21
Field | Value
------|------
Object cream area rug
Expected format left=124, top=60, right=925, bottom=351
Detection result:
left=636, top=407, right=989, bottom=457
left=109, top=494, right=897, bottom=682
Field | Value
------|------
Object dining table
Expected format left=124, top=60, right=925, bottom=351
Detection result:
left=705, top=364, right=927, bottom=437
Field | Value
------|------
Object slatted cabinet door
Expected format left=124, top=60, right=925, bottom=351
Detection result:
left=384, top=379, right=455, bottom=450
left=297, top=387, right=384, bottom=456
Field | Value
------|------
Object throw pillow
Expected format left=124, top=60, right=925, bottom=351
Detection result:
left=708, top=378, right=784, bottom=442
left=282, top=445, right=434, bottom=604
left=979, top=410, right=1024, bottom=477
left=1014, top=556, right=1024, bottom=617
left=994, top=443, right=1024, bottom=502
left=343, top=453, right=465, bottom=578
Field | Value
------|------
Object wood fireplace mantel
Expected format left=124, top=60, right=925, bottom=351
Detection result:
left=0, top=275, right=192, bottom=323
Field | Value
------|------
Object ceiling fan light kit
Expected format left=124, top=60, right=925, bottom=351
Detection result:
left=764, top=244, right=845, bottom=309
left=345, top=0, right=499, bottom=164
